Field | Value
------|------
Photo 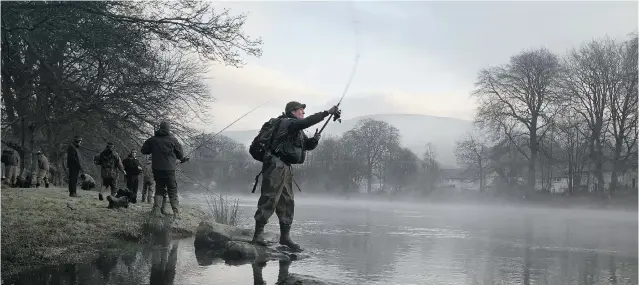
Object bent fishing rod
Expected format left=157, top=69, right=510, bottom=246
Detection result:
left=315, top=54, right=360, bottom=136
left=315, top=3, right=361, bottom=137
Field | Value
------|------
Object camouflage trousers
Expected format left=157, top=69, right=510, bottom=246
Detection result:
left=254, top=155, right=294, bottom=225
left=6, top=165, right=18, bottom=186
left=142, top=180, right=155, bottom=203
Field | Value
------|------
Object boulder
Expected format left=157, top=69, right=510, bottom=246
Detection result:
left=280, top=273, right=342, bottom=285
left=194, top=221, right=291, bottom=266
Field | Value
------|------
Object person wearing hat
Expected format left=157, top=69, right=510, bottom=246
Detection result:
left=251, top=101, right=340, bottom=252
left=67, top=136, right=85, bottom=197
left=36, top=151, right=50, bottom=188
left=141, top=157, right=156, bottom=204
left=122, top=149, right=143, bottom=203
left=141, top=120, right=190, bottom=217
left=97, top=142, right=126, bottom=200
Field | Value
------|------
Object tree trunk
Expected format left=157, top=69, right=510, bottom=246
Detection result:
left=567, top=158, right=574, bottom=195
left=594, top=139, right=605, bottom=195
left=366, top=166, right=372, bottom=194
left=609, top=140, right=624, bottom=196
left=479, top=160, right=485, bottom=193
left=528, top=132, right=538, bottom=193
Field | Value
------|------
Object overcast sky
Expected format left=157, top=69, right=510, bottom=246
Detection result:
left=196, top=1, right=637, bottom=132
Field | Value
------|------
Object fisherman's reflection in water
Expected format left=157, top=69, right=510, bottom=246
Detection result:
left=93, top=253, right=119, bottom=281
left=252, top=259, right=292, bottom=285
left=149, top=229, right=179, bottom=285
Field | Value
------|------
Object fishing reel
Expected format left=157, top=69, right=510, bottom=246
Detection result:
left=332, top=108, right=342, bottom=123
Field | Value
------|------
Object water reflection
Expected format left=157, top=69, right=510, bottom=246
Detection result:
left=150, top=243, right=178, bottom=285
left=252, top=259, right=291, bottom=285
left=2, top=197, right=638, bottom=285
left=3, top=230, right=179, bottom=285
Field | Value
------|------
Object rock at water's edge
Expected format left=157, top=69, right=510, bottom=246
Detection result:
left=280, top=273, right=342, bottom=285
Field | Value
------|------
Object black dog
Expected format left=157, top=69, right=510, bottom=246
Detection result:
left=106, top=188, right=135, bottom=209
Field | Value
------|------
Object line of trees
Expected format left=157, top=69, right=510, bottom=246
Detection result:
left=1, top=1, right=261, bottom=183
left=183, top=33, right=637, bottom=198
left=182, top=118, right=444, bottom=195
left=457, top=33, right=638, bottom=196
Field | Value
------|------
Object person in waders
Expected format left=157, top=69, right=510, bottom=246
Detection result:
left=250, top=101, right=340, bottom=252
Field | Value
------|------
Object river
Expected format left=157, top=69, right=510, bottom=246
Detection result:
left=3, top=194, right=637, bottom=285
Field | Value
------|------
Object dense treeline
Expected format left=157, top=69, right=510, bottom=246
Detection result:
left=1, top=1, right=261, bottom=183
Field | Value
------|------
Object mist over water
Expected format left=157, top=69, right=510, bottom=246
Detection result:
left=5, top=193, right=637, bottom=285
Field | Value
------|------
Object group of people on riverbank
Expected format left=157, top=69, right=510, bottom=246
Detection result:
left=66, top=121, right=189, bottom=217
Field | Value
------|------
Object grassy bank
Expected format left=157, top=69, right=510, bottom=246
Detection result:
left=1, top=187, right=209, bottom=276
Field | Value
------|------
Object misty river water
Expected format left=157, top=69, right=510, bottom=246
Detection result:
left=3, top=194, right=638, bottom=285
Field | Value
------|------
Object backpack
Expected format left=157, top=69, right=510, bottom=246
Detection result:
left=249, top=118, right=284, bottom=162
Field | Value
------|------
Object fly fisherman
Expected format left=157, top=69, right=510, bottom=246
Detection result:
left=141, top=121, right=190, bottom=218
left=250, top=101, right=340, bottom=252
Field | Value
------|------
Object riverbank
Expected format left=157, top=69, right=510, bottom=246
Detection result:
left=1, top=187, right=209, bottom=276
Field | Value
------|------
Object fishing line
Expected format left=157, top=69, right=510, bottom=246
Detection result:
left=316, top=2, right=361, bottom=136
left=185, top=99, right=272, bottom=159
left=174, top=99, right=272, bottom=215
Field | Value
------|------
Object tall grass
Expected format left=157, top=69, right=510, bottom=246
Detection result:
left=209, top=194, right=241, bottom=226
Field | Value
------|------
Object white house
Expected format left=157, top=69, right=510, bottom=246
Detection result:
left=439, top=169, right=483, bottom=192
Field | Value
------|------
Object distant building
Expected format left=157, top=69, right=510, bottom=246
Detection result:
left=439, top=168, right=484, bottom=192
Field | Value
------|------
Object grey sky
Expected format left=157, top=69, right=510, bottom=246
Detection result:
left=196, top=1, right=637, bottom=132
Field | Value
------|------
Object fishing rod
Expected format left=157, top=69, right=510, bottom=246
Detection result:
left=185, top=100, right=272, bottom=159
left=315, top=3, right=361, bottom=137
left=315, top=53, right=360, bottom=136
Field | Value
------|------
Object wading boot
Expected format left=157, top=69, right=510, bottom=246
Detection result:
left=279, top=223, right=302, bottom=252
left=170, top=198, right=180, bottom=219
left=252, top=222, right=268, bottom=246
left=151, top=195, right=163, bottom=216
left=98, top=193, right=104, bottom=201
left=141, top=193, right=146, bottom=203
left=160, top=196, right=168, bottom=215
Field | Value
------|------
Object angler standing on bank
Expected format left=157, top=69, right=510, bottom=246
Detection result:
left=249, top=101, right=341, bottom=252
left=141, top=121, right=189, bottom=217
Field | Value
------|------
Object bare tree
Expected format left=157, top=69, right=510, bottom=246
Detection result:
left=474, top=48, right=562, bottom=193
left=420, top=142, right=441, bottom=193
left=607, top=35, right=638, bottom=194
left=559, top=38, right=620, bottom=194
left=454, top=132, right=491, bottom=192
left=554, top=111, right=590, bottom=194
left=342, top=119, right=400, bottom=193
left=1, top=1, right=262, bottom=178
left=382, top=146, right=419, bottom=193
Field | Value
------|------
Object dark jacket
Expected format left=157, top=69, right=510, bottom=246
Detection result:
left=122, top=155, right=142, bottom=176
left=141, top=129, right=185, bottom=171
left=273, top=111, right=327, bottom=164
left=67, top=143, right=83, bottom=170
left=2, top=150, right=19, bottom=166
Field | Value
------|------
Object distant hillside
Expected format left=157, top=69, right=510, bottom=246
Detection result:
left=223, top=113, right=473, bottom=168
